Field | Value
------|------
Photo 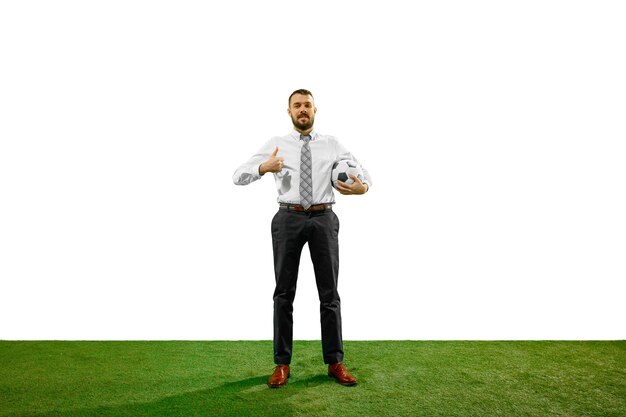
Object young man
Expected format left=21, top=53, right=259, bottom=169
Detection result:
left=232, top=89, right=372, bottom=388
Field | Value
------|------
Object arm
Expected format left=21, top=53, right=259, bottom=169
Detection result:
left=232, top=139, right=283, bottom=185
left=333, top=139, right=373, bottom=195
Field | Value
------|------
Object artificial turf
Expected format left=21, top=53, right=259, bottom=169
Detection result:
left=0, top=341, right=624, bottom=417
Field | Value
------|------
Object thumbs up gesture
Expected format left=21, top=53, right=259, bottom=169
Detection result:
left=259, top=146, right=285, bottom=175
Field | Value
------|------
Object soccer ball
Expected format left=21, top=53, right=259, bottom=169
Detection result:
left=331, top=159, right=364, bottom=189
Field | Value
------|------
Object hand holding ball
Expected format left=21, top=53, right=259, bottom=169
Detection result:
left=332, top=160, right=364, bottom=187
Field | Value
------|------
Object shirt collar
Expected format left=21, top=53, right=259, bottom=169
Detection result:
left=290, top=129, right=318, bottom=141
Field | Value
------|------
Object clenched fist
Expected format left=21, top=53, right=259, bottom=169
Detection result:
left=259, top=147, right=284, bottom=175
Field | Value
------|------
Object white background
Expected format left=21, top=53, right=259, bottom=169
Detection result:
left=1, top=1, right=624, bottom=340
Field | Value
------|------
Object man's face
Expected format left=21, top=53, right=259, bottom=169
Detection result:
left=288, top=94, right=317, bottom=131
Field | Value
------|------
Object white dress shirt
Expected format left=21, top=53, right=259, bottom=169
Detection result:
left=233, top=130, right=372, bottom=204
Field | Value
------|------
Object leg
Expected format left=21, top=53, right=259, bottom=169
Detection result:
left=271, top=210, right=307, bottom=365
left=308, top=210, right=344, bottom=364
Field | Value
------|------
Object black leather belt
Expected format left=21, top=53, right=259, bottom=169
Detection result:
left=279, top=203, right=333, bottom=212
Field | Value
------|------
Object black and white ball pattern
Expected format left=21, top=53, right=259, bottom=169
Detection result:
left=331, top=159, right=364, bottom=188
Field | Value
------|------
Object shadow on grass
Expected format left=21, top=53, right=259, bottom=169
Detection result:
left=15, top=374, right=334, bottom=417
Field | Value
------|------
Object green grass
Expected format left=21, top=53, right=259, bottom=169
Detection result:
left=0, top=341, right=624, bottom=417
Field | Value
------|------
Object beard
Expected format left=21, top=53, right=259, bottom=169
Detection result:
left=291, top=113, right=315, bottom=131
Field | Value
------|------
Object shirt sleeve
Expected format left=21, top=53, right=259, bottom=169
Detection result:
left=232, top=138, right=276, bottom=185
left=334, top=138, right=373, bottom=188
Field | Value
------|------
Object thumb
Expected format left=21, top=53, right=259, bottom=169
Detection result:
left=271, top=146, right=279, bottom=157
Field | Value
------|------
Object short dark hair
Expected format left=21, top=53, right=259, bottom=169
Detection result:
left=289, top=89, right=314, bottom=106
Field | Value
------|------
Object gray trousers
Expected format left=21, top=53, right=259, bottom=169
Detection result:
left=271, top=207, right=344, bottom=365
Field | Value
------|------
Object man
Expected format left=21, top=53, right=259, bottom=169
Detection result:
left=232, top=89, right=372, bottom=388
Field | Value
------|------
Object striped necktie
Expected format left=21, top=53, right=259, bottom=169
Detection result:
left=299, top=134, right=313, bottom=209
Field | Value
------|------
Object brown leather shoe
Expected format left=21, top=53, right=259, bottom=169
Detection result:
left=328, top=362, right=358, bottom=386
left=267, top=365, right=290, bottom=388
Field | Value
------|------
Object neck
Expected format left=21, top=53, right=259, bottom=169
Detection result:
left=294, top=126, right=313, bottom=136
